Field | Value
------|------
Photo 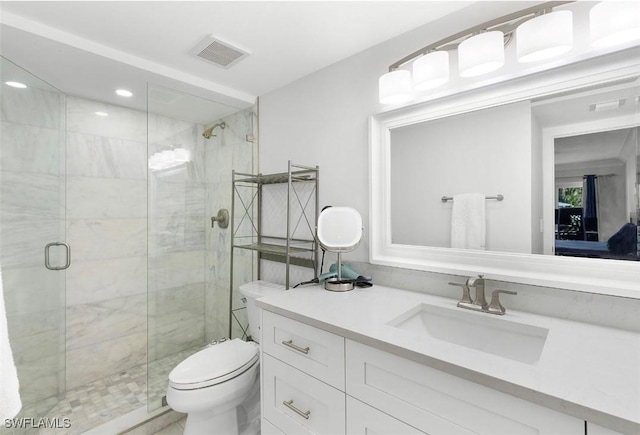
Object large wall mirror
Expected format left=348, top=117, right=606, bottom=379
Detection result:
left=370, top=48, right=640, bottom=298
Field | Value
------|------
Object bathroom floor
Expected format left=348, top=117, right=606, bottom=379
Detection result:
left=150, top=419, right=186, bottom=435
left=33, top=346, right=201, bottom=435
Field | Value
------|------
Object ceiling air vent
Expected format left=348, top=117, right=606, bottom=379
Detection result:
left=190, top=35, right=250, bottom=69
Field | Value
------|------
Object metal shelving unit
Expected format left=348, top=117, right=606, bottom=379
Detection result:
left=230, top=161, right=319, bottom=295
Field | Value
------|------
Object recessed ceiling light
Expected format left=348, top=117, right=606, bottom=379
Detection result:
left=115, top=89, right=133, bottom=97
left=5, top=81, right=27, bottom=89
left=95, top=111, right=109, bottom=117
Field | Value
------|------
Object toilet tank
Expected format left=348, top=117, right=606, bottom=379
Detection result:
left=239, top=281, right=285, bottom=343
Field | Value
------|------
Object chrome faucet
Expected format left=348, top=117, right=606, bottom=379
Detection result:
left=448, top=275, right=517, bottom=316
left=465, top=275, right=488, bottom=311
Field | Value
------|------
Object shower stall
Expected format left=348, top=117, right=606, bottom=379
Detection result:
left=0, top=56, right=257, bottom=434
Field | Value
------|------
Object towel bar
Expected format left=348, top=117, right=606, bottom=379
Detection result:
left=441, top=194, right=504, bottom=203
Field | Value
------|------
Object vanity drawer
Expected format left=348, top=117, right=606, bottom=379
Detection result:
left=262, top=310, right=345, bottom=390
left=262, top=353, right=346, bottom=435
left=261, top=418, right=285, bottom=435
left=346, top=340, right=584, bottom=435
left=587, top=423, right=625, bottom=435
left=347, top=396, right=427, bottom=435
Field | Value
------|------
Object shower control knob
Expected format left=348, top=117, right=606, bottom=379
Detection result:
left=211, top=209, right=229, bottom=228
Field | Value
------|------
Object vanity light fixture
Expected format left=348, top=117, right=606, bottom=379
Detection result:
left=379, top=1, right=640, bottom=105
left=516, top=10, right=573, bottom=63
left=379, top=69, right=412, bottom=105
left=590, top=1, right=640, bottom=48
left=115, top=89, right=133, bottom=97
left=5, top=81, right=27, bottom=88
left=412, top=51, right=450, bottom=90
left=458, top=31, right=505, bottom=77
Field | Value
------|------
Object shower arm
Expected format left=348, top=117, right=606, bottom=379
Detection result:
left=202, top=121, right=226, bottom=139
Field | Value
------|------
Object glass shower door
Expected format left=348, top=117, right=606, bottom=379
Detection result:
left=146, top=83, right=258, bottom=411
left=0, top=57, right=67, bottom=428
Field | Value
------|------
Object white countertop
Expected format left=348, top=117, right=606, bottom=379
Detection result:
left=256, top=284, right=640, bottom=434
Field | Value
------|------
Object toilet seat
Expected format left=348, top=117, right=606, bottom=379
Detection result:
left=169, top=339, right=259, bottom=391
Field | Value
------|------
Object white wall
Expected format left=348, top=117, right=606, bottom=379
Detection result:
left=259, top=2, right=532, bottom=264
left=389, top=101, right=532, bottom=253
left=531, top=111, right=544, bottom=254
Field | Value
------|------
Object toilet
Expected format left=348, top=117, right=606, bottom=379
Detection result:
left=166, top=280, right=285, bottom=435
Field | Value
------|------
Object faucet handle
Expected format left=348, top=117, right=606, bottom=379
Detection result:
left=488, top=290, right=517, bottom=315
left=448, top=282, right=473, bottom=304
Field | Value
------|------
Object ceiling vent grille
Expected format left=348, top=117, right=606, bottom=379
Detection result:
left=190, top=36, right=250, bottom=69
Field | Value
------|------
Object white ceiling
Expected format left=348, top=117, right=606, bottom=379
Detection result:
left=532, top=81, right=640, bottom=129
left=0, top=1, right=473, bottom=122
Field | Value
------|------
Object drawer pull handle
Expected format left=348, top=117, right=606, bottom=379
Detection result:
left=282, top=339, right=310, bottom=354
left=283, top=399, right=310, bottom=420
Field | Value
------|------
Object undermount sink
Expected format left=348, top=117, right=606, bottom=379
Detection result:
left=388, top=303, right=548, bottom=364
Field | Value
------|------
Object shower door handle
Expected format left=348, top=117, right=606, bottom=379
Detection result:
left=45, top=242, right=71, bottom=270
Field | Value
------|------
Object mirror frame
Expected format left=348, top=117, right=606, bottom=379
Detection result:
left=369, top=48, right=640, bottom=298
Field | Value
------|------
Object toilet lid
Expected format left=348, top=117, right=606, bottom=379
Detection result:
left=169, top=339, right=259, bottom=390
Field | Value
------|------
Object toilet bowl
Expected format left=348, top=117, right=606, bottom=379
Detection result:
left=166, top=280, right=285, bottom=435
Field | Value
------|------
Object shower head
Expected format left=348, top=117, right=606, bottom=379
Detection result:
left=202, top=122, right=226, bottom=139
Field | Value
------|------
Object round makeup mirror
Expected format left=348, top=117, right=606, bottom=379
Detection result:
left=317, top=207, right=363, bottom=291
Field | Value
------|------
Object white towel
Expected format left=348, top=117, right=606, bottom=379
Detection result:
left=451, top=193, right=486, bottom=250
left=0, top=266, right=22, bottom=420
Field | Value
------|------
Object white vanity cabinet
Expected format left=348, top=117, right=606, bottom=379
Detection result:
left=261, top=310, right=346, bottom=435
left=346, top=396, right=427, bottom=435
left=587, top=423, right=626, bottom=435
left=346, top=340, right=584, bottom=435
left=260, top=310, right=610, bottom=435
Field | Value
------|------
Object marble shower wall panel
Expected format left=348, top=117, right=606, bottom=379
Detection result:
left=66, top=97, right=146, bottom=143
left=66, top=256, right=147, bottom=306
left=1, top=122, right=62, bottom=174
left=64, top=96, right=149, bottom=387
left=148, top=111, right=208, bottom=365
left=148, top=283, right=206, bottom=361
left=66, top=132, right=147, bottom=180
left=66, top=177, right=147, bottom=219
left=1, top=83, right=66, bottom=410
left=205, top=107, right=257, bottom=342
left=148, top=114, right=206, bottom=183
left=66, top=331, right=147, bottom=390
left=1, top=84, right=64, bottom=129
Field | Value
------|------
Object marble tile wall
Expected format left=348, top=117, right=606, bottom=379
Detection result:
left=1, top=82, right=66, bottom=413
left=147, top=111, right=208, bottom=366
left=64, top=96, right=148, bottom=389
left=205, top=107, right=258, bottom=342
left=3, top=80, right=257, bottom=419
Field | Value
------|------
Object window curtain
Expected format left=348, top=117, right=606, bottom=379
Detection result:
left=583, top=175, right=598, bottom=240
left=596, top=174, right=624, bottom=240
